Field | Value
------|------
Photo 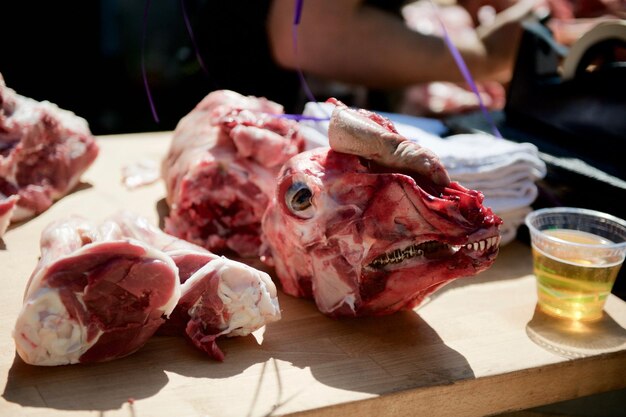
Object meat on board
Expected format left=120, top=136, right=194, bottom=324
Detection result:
left=0, top=73, right=99, bottom=237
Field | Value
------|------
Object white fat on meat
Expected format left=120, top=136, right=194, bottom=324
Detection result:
left=14, top=287, right=97, bottom=366
left=183, top=256, right=280, bottom=339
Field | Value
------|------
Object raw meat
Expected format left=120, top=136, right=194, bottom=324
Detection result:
left=0, top=194, right=18, bottom=237
left=261, top=102, right=502, bottom=317
left=162, top=90, right=305, bottom=258
left=0, top=73, right=99, bottom=235
left=111, top=211, right=281, bottom=361
left=13, top=211, right=281, bottom=364
left=13, top=217, right=180, bottom=365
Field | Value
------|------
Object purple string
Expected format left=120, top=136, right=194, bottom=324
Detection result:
left=141, top=0, right=327, bottom=125
left=292, top=0, right=318, bottom=104
left=180, top=0, right=210, bottom=77
left=269, top=113, right=330, bottom=122
left=429, top=1, right=502, bottom=138
left=293, top=0, right=304, bottom=25
left=141, top=0, right=159, bottom=123
left=292, top=0, right=332, bottom=120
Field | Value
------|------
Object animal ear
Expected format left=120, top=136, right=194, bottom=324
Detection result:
left=328, top=105, right=450, bottom=187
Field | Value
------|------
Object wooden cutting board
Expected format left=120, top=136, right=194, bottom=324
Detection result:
left=1, top=132, right=625, bottom=417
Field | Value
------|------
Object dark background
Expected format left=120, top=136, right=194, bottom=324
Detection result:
left=0, top=1, right=299, bottom=136
left=0, top=0, right=421, bottom=137
left=2, top=2, right=192, bottom=135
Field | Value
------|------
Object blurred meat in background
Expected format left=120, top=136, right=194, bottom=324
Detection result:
left=396, top=0, right=624, bottom=119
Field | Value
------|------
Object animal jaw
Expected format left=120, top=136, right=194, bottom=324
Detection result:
left=366, top=236, right=501, bottom=270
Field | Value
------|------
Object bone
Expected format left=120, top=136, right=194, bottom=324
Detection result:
left=328, top=106, right=450, bottom=186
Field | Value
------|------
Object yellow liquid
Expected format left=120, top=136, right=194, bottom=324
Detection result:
left=532, top=229, right=623, bottom=321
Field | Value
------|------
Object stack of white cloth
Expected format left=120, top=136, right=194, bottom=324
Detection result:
left=300, top=102, right=547, bottom=245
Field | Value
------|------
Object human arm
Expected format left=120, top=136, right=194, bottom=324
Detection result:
left=267, top=0, right=537, bottom=87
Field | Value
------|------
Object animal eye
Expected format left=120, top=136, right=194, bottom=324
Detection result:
left=285, top=182, right=314, bottom=218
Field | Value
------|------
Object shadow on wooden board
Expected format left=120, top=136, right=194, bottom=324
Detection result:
left=2, top=294, right=475, bottom=412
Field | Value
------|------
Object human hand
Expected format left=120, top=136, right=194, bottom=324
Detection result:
left=457, top=0, right=520, bottom=25
left=475, top=0, right=539, bottom=82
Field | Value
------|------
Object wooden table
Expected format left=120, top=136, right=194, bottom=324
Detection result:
left=1, top=132, right=625, bottom=417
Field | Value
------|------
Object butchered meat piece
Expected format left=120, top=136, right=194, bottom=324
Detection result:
left=0, top=73, right=99, bottom=236
left=0, top=194, right=18, bottom=237
left=110, top=211, right=281, bottom=361
left=13, top=217, right=181, bottom=366
left=162, top=90, right=305, bottom=258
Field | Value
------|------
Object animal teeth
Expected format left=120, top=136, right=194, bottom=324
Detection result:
left=368, top=236, right=500, bottom=269
left=464, top=236, right=500, bottom=252
left=368, top=240, right=444, bottom=269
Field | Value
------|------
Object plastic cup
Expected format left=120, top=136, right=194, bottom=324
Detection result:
left=525, top=207, right=626, bottom=321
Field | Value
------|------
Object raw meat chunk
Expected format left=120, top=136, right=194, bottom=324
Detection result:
left=13, top=217, right=180, bottom=365
left=111, top=211, right=281, bottom=360
left=0, top=73, right=99, bottom=234
left=162, top=90, right=304, bottom=257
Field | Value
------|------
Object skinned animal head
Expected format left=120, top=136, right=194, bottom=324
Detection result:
left=261, top=103, right=502, bottom=317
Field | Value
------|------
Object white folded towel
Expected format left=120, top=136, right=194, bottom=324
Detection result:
left=497, top=206, right=533, bottom=246
left=426, top=134, right=545, bottom=214
left=301, top=102, right=547, bottom=245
